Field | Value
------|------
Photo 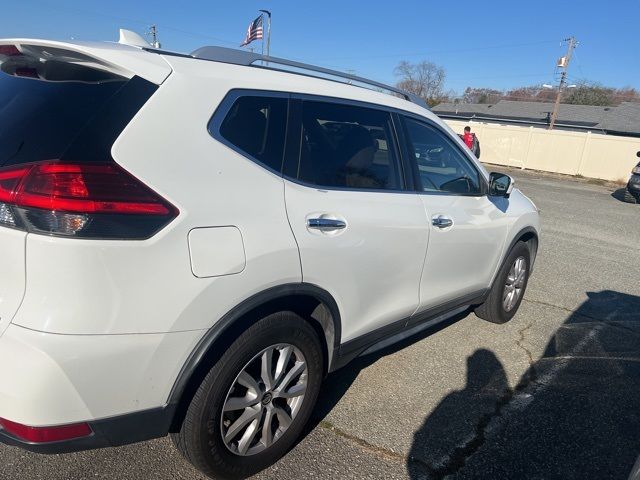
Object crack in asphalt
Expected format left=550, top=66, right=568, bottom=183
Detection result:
left=515, top=320, right=538, bottom=384
left=317, top=420, right=406, bottom=463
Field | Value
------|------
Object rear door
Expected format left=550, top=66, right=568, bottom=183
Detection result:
left=399, top=116, right=509, bottom=313
left=284, top=98, right=429, bottom=343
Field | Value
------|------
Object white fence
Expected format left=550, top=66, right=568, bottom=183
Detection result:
left=444, top=119, right=640, bottom=182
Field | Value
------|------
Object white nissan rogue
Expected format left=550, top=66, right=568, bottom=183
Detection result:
left=0, top=35, right=539, bottom=479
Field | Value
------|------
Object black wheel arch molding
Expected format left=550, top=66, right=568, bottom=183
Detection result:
left=491, top=226, right=539, bottom=289
left=166, top=282, right=342, bottom=408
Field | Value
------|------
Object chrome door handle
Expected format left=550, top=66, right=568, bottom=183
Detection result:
left=307, top=218, right=347, bottom=230
left=432, top=215, right=453, bottom=229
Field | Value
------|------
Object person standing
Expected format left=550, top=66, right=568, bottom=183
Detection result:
left=462, top=126, right=480, bottom=158
left=463, top=126, right=475, bottom=149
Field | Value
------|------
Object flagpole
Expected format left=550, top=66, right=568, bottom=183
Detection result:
left=260, top=13, right=264, bottom=57
left=259, top=9, right=271, bottom=63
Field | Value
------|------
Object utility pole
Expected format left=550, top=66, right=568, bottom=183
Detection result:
left=148, top=25, right=161, bottom=49
left=549, top=36, right=577, bottom=130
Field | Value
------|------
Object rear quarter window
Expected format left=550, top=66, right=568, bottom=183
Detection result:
left=216, top=95, right=288, bottom=172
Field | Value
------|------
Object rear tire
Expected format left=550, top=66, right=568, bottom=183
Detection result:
left=475, top=241, right=531, bottom=324
left=172, top=312, right=323, bottom=480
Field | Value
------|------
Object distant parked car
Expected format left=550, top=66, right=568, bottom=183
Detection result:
left=624, top=152, right=640, bottom=203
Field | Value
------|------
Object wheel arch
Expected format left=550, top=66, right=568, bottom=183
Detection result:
left=167, top=283, right=341, bottom=431
left=490, top=226, right=539, bottom=290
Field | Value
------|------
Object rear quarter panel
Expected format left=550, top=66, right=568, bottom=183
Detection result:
left=12, top=60, right=301, bottom=334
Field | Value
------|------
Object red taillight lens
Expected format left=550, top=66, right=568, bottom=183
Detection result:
left=0, top=161, right=178, bottom=239
left=12, top=162, right=172, bottom=215
left=0, top=417, right=92, bottom=443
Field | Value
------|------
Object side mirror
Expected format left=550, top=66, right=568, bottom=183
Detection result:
left=489, top=172, right=514, bottom=197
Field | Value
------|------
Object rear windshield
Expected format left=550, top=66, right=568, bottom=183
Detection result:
left=0, top=44, right=155, bottom=167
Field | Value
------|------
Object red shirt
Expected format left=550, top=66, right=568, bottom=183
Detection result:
left=463, top=132, right=475, bottom=149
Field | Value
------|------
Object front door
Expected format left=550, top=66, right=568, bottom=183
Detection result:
left=400, top=117, right=509, bottom=313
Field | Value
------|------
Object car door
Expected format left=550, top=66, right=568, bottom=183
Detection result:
left=399, top=116, right=510, bottom=313
left=284, top=98, right=429, bottom=343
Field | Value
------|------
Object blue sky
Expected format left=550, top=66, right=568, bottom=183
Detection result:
left=3, top=0, right=639, bottom=94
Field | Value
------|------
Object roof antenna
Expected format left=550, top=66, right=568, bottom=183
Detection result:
left=118, top=29, right=151, bottom=48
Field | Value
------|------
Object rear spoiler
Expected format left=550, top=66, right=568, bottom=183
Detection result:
left=0, top=38, right=171, bottom=84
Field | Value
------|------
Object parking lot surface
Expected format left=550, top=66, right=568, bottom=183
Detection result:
left=1, top=167, right=639, bottom=480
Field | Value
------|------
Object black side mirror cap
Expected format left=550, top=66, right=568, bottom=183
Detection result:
left=489, top=172, right=514, bottom=198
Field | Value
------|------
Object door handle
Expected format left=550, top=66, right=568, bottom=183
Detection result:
left=307, top=218, right=347, bottom=231
left=432, top=215, right=453, bottom=229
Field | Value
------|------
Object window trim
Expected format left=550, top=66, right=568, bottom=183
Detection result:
left=284, top=93, right=410, bottom=194
left=399, top=114, right=489, bottom=197
left=207, top=89, right=290, bottom=177
left=208, top=89, right=488, bottom=196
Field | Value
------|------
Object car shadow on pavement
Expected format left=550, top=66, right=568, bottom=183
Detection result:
left=407, top=290, right=640, bottom=480
left=611, top=188, right=638, bottom=204
left=306, top=311, right=471, bottom=436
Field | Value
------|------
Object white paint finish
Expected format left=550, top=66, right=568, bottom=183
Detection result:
left=416, top=194, right=509, bottom=311
left=0, top=43, right=541, bottom=432
left=0, top=38, right=172, bottom=84
left=0, top=228, right=26, bottom=337
left=285, top=181, right=429, bottom=342
left=13, top=64, right=301, bottom=335
left=0, top=324, right=203, bottom=425
left=188, top=227, right=246, bottom=278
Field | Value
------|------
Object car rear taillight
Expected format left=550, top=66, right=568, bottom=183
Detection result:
left=0, top=417, right=92, bottom=443
left=0, top=161, right=178, bottom=239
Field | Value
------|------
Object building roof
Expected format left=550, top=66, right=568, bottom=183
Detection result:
left=432, top=100, right=640, bottom=136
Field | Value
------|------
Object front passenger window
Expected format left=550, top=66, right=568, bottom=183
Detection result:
left=403, top=118, right=481, bottom=195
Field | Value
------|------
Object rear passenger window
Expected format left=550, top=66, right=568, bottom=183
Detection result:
left=219, top=96, right=287, bottom=172
left=297, top=101, right=401, bottom=190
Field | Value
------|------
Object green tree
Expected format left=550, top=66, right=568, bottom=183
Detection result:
left=565, top=83, right=614, bottom=106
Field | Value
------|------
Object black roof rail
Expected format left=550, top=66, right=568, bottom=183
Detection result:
left=189, top=46, right=429, bottom=109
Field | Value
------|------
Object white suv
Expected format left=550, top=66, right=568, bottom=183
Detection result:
left=0, top=36, right=539, bottom=479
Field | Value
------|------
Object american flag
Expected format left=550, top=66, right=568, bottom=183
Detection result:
left=240, top=15, right=263, bottom=47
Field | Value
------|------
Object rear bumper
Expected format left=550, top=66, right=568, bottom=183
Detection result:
left=0, top=324, right=203, bottom=451
left=0, top=405, right=175, bottom=454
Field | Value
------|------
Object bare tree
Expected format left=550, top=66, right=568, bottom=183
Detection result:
left=394, top=60, right=446, bottom=106
left=462, top=87, right=502, bottom=104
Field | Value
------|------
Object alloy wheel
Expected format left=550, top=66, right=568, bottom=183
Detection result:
left=220, top=344, right=308, bottom=456
left=503, top=256, right=527, bottom=312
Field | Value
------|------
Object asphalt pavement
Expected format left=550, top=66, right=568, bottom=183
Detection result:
left=1, top=167, right=639, bottom=480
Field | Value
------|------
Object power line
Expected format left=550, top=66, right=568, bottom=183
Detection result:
left=308, top=40, right=560, bottom=62
left=447, top=73, right=551, bottom=81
